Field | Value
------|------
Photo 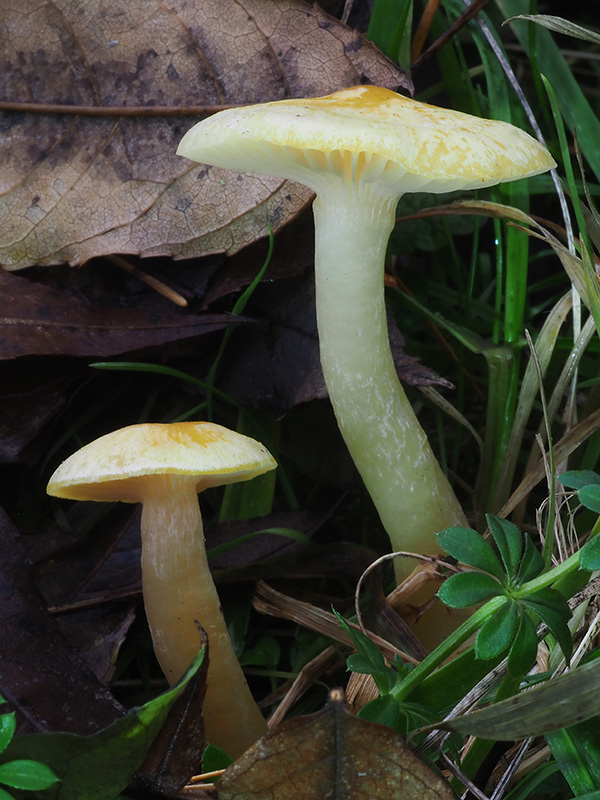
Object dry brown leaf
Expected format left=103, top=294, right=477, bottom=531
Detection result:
left=216, top=689, right=454, bottom=800
left=0, top=0, right=410, bottom=270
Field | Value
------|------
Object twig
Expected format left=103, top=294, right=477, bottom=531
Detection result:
left=411, top=0, right=441, bottom=63
left=0, top=100, right=240, bottom=117
left=109, top=255, right=189, bottom=307
left=411, top=0, right=493, bottom=70
left=267, top=645, right=341, bottom=728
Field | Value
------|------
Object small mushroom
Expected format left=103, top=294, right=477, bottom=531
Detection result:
left=47, top=421, right=276, bottom=757
left=177, top=86, right=555, bottom=580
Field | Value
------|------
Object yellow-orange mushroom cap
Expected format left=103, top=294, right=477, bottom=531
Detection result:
left=47, top=421, right=276, bottom=502
left=177, top=85, right=556, bottom=195
left=47, top=421, right=276, bottom=758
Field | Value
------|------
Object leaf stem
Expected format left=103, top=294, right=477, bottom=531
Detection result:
left=391, top=596, right=506, bottom=701
left=392, top=546, right=584, bottom=700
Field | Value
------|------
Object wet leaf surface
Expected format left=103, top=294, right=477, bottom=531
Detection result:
left=0, top=378, right=66, bottom=463
left=217, top=689, right=454, bottom=799
left=0, top=0, right=409, bottom=270
left=0, top=505, right=124, bottom=735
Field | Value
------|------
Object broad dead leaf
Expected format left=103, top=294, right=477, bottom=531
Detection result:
left=0, top=0, right=410, bottom=270
left=0, top=505, right=125, bottom=734
left=0, top=269, right=241, bottom=358
left=216, top=689, right=454, bottom=800
left=0, top=377, right=65, bottom=463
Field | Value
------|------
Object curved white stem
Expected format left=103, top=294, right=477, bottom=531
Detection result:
left=312, top=188, right=468, bottom=579
left=139, top=476, right=267, bottom=757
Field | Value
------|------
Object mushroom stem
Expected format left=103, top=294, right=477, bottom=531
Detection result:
left=312, top=189, right=468, bottom=580
left=139, top=476, right=267, bottom=756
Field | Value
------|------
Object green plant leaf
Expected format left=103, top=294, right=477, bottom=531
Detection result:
left=579, top=485, right=600, bottom=514
left=0, top=760, right=59, bottom=791
left=526, top=588, right=572, bottom=620
left=437, top=527, right=504, bottom=579
left=1, top=647, right=206, bottom=800
left=487, top=515, right=524, bottom=581
left=546, top=717, right=600, bottom=795
left=240, top=635, right=281, bottom=669
left=517, top=534, right=545, bottom=584
left=523, top=596, right=573, bottom=663
left=334, top=610, right=391, bottom=695
left=475, top=600, right=519, bottom=661
left=558, top=794, right=600, bottom=800
left=508, top=612, right=539, bottom=677
left=0, top=715, right=15, bottom=756
left=201, top=744, right=233, bottom=773
left=340, top=624, right=386, bottom=675
left=347, top=653, right=388, bottom=679
left=559, top=470, right=600, bottom=490
left=580, top=536, right=600, bottom=570
left=357, top=695, right=403, bottom=732
left=502, top=762, right=562, bottom=800
left=438, top=571, right=503, bottom=609
left=358, top=697, right=438, bottom=737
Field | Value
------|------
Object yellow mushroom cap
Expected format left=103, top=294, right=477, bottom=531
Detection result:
left=177, top=85, right=556, bottom=195
left=47, top=421, right=277, bottom=503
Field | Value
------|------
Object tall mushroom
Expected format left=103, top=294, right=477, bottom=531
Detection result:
left=177, top=86, right=555, bottom=581
left=47, top=421, right=276, bottom=757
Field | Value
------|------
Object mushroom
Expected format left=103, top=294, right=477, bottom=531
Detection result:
left=47, top=421, right=276, bottom=757
left=177, top=86, right=555, bottom=582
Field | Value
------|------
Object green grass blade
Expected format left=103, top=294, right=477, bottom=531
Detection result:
left=493, top=291, right=572, bottom=510
left=546, top=718, right=600, bottom=795
left=206, top=527, right=310, bottom=561
left=367, top=0, right=413, bottom=69
left=501, top=0, right=600, bottom=183
left=503, top=762, right=562, bottom=800
left=433, top=658, right=600, bottom=740
left=509, top=14, right=600, bottom=45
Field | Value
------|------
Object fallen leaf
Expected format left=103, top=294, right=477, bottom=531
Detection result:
left=219, top=273, right=326, bottom=411
left=0, top=505, right=124, bottom=735
left=0, top=0, right=410, bottom=270
left=0, top=270, right=242, bottom=358
left=31, top=508, right=142, bottom=685
left=3, top=648, right=207, bottom=800
left=56, top=605, right=137, bottom=685
left=0, top=378, right=66, bottom=463
left=216, top=689, right=454, bottom=799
